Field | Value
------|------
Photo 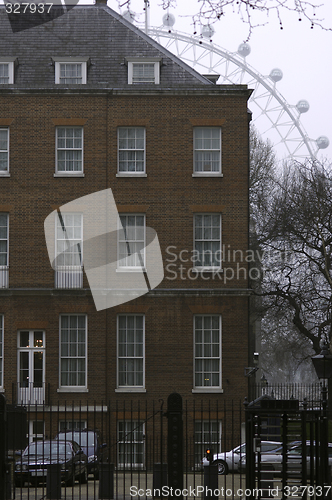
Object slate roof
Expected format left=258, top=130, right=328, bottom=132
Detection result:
left=0, top=3, right=213, bottom=89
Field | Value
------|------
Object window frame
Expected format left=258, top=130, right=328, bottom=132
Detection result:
left=54, top=61, right=87, bottom=84
left=194, top=420, right=222, bottom=466
left=193, top=315, right=222, bottom=392
left=59, top=420, right=87, bottom=432
left=17, top=330, right=46, bottom=405
left=116, top=314, right=145, bottom=392
left=28, top=420, right=45, bottom=443
left=193, top=213, right=222, bottom=271
left=58, top=314, right=88, bottom=392
left=118, top=214, right=146, bottom=270
left=193, top=127, right=222, bottom=176
left=127, top=59, right=161, bottom=85
left=55, top=127, right=84, bottom=176
left=54, top=212, right=83, bottom=288
left=117, top=420, right=145, bottom=469
left=117, top=127, right=146, bottom=175
left=55, top=212, right=83, bottom=268
left=0, top=128, right=9, bottom=175
left=0, top=61, right=14, bottom=84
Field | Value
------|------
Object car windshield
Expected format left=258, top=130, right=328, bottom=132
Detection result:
left=23, top=442, right=72, bottom=457
left=57, top=432, right=96, bottom=447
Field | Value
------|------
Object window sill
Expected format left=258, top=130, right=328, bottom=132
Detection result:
left=54, top=173, right=85, bottom=178
left=192, top=173, right=223, bottom=178
left=115, top=388, right=146, bottom=393
left=0, top=173, right=10, bottom=177
left=116, top=173, right=147, bottom=178
left=57, top=387, right=89, bottom=393
left=192, top=389, right=224, bottom=394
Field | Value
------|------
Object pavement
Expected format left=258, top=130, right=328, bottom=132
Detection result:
left=11, top=472, right=248, bottom=500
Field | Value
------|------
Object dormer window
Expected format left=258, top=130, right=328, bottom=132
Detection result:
left=127, top=58, right=161, bottom=84
left=59, top=63, right=84, bottom=84
left=0, top=59, right=15, bottom=84
left=53, top=58, right=89, bottom=84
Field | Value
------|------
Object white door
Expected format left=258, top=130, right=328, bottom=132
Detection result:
left=18, top=331, right=45, bottom=404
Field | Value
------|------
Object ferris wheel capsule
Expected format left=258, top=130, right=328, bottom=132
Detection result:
left=269, top=68, right=283, bottom=82
left=296, top=100, right=310, bottom=113
left=201, top=25, right=215, bottom=39
left=316, top=136, right=329, bottom=149
left=162, top=13, right=176, bottom=27
left=238, top=43, right=251, bottom=58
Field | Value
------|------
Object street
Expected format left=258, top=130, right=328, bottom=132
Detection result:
left=12, top=473, right=248, bottom=500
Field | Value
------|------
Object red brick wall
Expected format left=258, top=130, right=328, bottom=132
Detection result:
left=0, top=89, right=250, bottom=405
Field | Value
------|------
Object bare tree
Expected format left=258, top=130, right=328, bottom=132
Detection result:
left=119, top=0, right=331, bottom=40
left=257, top=159, right=332, bottom=360
left=248, top=128, right=332, bottom=383
left=260, top=307, right=316, bottom=383
left=185, top=0, right=329, bottom=39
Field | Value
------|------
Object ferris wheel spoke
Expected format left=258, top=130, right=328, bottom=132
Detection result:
left=147, top=26, right=327, bottom=160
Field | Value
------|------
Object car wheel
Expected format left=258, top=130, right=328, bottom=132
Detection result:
left=216, top=460, right=229, bottom=475
left=79, top=468, right=88, bottom=484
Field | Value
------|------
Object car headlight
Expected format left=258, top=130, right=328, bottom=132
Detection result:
left=61, top=464, right=66, bottom=470
left=15, top=464, right=21, bottom=471
left=88, top=455, right=97, bottom=463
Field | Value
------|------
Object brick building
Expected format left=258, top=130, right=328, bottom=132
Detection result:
left=0, top=1, right=252, bottom=465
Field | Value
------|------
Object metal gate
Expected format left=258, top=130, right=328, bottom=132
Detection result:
left=245, top=398, right=332, bottom=500
left=1, top=391, right=245, bottom=500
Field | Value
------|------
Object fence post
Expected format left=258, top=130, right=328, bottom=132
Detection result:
left=0, top=394, right=6, bottom=500
left=46, top=464, right=61, bottom=500
left=203, top=463, right=218, bottom=500
left=166, top=393, right=183, bottom=499
left=244, top=398, right=255, bottom=500
left=99, top=463, right=114, bottom=500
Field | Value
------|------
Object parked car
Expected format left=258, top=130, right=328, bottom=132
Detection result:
left=14, top=440, right=88, bottom=487
left=202, top=441, right=282, bottom=475
left=245, top=441, right=332, bottom=475
left=55, top=429, right=106, bottom=479
left=237, top=443, right=284, bottom=473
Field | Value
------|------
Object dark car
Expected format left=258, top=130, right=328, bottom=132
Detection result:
left=55, top=429, right=106, bottom=479
left=14, top=440, right=88, bottom=487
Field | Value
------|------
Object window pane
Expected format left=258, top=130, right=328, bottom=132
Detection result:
left=59, top=63, right=83, bottom=84
left=194, top=214, right=221, bottom=268
left=194, top=316, right=221, bottom=388
left=60, top=315, right=86, bottom=387
left=118, top=215, right=145, bottom=268
left=194, top=128, right=221, bottom=173
left=20, top=331, right=30, bottom=348
left=132, top=63, right=155, bottom=83
left=57, top=128, right=83, bottom=173
left=34, top=332, right=44, bottom=348
left=118, top=128, right=145, bottom=173
left=117, top=315, right=144, bottom=387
